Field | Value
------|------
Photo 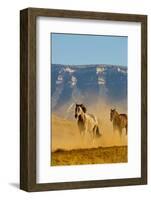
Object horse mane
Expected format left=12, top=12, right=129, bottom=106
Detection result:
left=120, top=113, right=127, bottom=119
left=80, top=104, right=87, bottom=113
left=76, top=103, right=87, bottom=113
left=112, top=110, right=127, bottom=120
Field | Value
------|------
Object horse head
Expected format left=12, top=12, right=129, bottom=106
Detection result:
left=110, top=109, right=116, bottom=121
left=75, top=104, right=87, bottom=119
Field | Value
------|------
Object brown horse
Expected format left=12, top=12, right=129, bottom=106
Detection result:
left=110, top=109, right=127, bottom=136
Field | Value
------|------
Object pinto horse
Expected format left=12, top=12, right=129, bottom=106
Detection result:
left=75, top=104, right=101, bottom=139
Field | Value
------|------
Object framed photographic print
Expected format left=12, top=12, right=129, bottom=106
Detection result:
left=20, top=8, right=147, bottom=191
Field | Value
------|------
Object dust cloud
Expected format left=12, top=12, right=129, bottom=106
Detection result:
left=51, top=101, right=127, bottom=152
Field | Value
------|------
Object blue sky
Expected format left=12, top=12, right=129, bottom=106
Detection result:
left=51, top=33, right=128, bottom=66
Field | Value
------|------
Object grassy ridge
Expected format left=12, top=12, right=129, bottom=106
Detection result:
left=51, top=146, right=127, bottom=166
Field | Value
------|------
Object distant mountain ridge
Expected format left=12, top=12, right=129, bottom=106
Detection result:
left=51, top=64, right=127, bottom=115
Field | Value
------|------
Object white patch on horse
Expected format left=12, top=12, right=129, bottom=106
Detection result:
left=75, top=104, right=101, bottom=141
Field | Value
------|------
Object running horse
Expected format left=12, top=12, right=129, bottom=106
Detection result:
left=75, top=104, right=101, bottom=139
left=110, top=109, right=128, bottom=136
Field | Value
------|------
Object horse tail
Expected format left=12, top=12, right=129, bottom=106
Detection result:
left=95, top=125, right=101, bottom=138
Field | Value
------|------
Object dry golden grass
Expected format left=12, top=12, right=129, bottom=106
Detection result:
left=51, top=146, right=127, bottom=166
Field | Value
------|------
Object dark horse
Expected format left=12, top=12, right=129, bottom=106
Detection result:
left=75, top=104, right=101, bottom=139
left=110, top=109, right=128, bottom=136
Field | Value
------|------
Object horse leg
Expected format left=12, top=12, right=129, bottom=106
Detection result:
left=92, top=133, right=95, bottom=145
left=93, top=125, right=96, bottom=137
left=95, top=125, right=101, bottom=137
left=80, top=130, right=86, bottom=145
left=126, top=125, right=128, bottom=135
left=92, top=127, right=96, bottom=144
left=119, top=128, right=122, bottom=138
left=113, top=125, right=116, bottom=134
left=79, top=129, right=85, bottom=145
left=82, top=127, right=88, bottom=143
left=79, top=129, right=83, bottom=137
left=81, top=130, right=85, bottom=137
left=79, top=126, right=85, bottom=137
